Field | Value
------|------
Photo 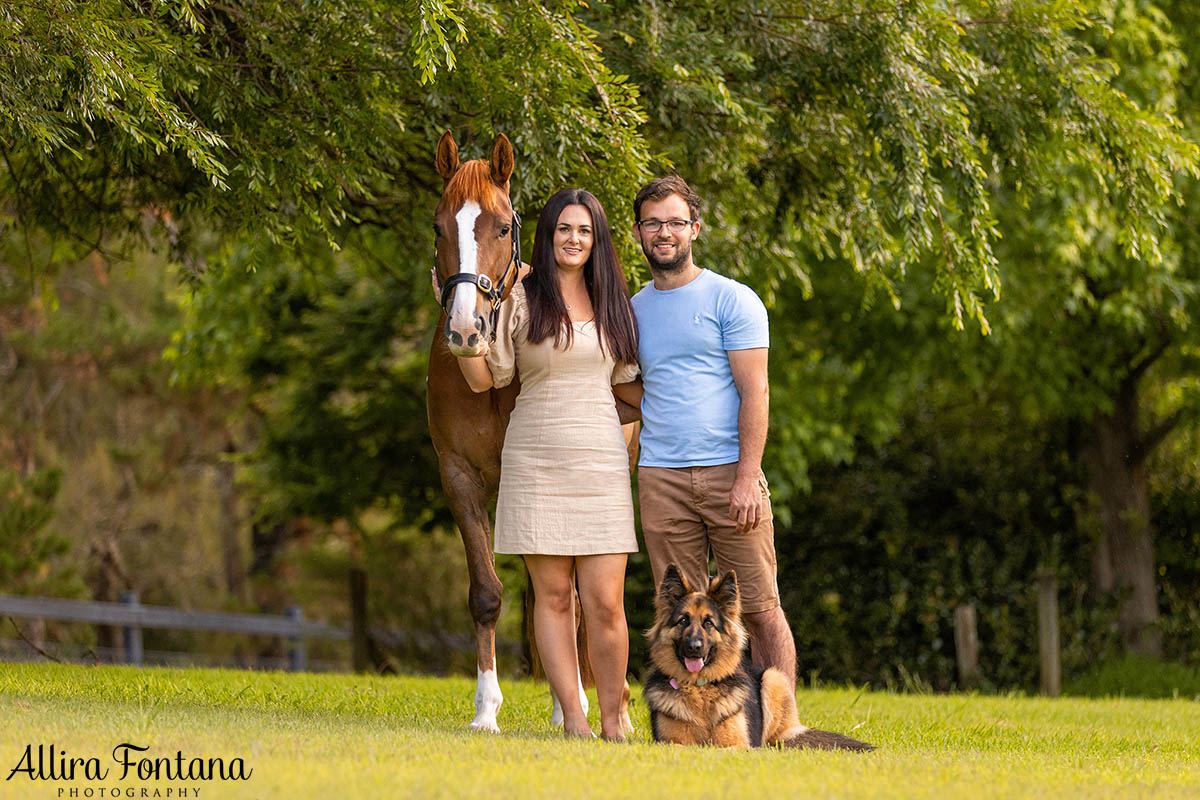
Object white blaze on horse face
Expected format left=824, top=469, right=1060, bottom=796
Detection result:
left=469, top=667, right=503, bottom=733
left=449, top=200, right=483, bottom=331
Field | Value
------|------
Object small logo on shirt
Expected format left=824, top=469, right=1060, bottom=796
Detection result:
left=693, top=314, right=701, bottom=325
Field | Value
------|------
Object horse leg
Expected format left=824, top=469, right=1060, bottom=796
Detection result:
left=550, top=673, right=591, bottom=727
left=619, top=679, right=634, bottom=736
left=443, top=460, right=505, bottom=732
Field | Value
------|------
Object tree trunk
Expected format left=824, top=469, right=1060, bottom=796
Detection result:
left=1077, top=381, right=1161, bottom=657
left=87, top=535, right=129, bottom=656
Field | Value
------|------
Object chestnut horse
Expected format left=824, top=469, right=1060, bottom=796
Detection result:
left=427, top=130, right=633, bottom=733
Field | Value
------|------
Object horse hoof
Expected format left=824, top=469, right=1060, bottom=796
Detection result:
left=469, top=718, right=501, bottom=733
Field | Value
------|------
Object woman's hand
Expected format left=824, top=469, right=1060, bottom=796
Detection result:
left=457, top=346, right=495, bottom=393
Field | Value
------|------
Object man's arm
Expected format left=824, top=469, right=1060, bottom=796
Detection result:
left=728, top=347, right=769, bottom=533
left=613, top=378, right=643, bottom=424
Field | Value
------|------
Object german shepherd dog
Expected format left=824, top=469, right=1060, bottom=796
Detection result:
left=644, top=565, right=874, bottom=751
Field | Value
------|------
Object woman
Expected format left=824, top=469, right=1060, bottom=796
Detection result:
left=456, top=188, right=639, bottom=741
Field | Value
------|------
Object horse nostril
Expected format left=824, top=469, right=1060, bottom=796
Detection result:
left=448, top=331, right=464, bottom=347
left=466, top=333, right=478, bottom=348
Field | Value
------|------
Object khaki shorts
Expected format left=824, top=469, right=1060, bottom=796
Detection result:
left=638, top=462, right=780, bottom=614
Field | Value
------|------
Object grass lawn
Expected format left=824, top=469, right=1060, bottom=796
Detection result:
left=2, top=662, right=1197, bottom=799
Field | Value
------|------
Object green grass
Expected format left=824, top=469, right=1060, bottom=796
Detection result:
left=1, top=662, right=1197, bottom=799
left=1064, top=655, right=1200, bottom=701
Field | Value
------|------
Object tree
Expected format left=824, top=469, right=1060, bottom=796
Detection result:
left=589, top=0, right=1191, bottom=318
left=3, top=0, right=653, bottom=528
left=0, top=468, right=75, bottom=595
left=969, top=0, right=1200, bottom=655
left=589, top=0, right=1197, bottom=657
left=1, top=0, right=651, bottom=272
left=5, top=1, right=1198, bottom=672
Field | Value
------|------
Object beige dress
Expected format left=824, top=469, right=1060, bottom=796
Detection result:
left=487, top=282, right=640, bottom=555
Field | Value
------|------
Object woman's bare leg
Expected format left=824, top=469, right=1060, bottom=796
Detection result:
left=525, top=554, right=592, bottom=737
left=576, top=553, right=629, bottom=741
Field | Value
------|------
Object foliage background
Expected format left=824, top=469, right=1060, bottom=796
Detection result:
left=2, top=0, right=1199, bottom=689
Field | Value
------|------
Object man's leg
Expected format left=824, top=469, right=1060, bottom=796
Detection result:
left=638, top=466, right=709, bottom=595
left=744, top=606, right=796, bottom=688
left=698, top=463, right=797, bottom=688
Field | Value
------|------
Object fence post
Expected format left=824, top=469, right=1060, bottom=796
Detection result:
left=286, top=606, right=307, bottom=672
left=1037, top=569, right=1061, bottom=697
left=120, top=591, right=144, bottom=667
left=953, top=603, right=979, bottom=689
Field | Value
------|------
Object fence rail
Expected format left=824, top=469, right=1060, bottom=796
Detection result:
left=0, top=592, right=345, bottom=671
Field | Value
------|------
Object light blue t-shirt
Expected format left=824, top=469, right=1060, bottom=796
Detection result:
left=631, top=268, right=769, bottom=467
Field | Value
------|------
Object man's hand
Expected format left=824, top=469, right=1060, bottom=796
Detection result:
left=729, top=472, right=763, bottom=533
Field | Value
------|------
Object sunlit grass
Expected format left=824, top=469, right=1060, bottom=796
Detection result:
left=1, top=662, right=1197, bottom=799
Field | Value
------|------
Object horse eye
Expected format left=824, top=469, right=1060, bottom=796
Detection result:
left=499, top=224, right=511, bottom=237
left=433, top=224, right=442, bottom=238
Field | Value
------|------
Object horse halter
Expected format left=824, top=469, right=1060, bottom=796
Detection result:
left=437, top=210, right=522, bottom=343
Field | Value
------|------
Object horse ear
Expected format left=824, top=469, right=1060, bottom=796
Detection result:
left=708, top=571, right=740, bottom=616
left=490, top=133, right=514, bottom=186
left=656, top=564, right=692, bottom=611
left=436, top=130, right=460, bottom=182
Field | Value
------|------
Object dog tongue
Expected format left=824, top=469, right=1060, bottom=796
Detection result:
left=684, top=657, right=705, bottom=673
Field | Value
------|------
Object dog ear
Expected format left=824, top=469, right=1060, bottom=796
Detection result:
left=657, top=564, right=692, bottom=611
left=708, top=571, right=740, bottom=616
left=490, top=133, right=514, bottom=186
left=435, top=130, right=460, bottom=182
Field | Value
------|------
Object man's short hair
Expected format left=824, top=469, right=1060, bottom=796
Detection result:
left=634, top=175, right=702, bottom=223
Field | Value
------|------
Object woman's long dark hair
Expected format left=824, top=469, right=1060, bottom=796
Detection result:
left=523, top=188, right=638, bottom=364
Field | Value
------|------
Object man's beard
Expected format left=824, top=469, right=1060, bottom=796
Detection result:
left=642, top=238, right=692, bottom=272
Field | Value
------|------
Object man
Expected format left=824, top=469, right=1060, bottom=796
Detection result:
left=629, top=175, right=797, bottom=687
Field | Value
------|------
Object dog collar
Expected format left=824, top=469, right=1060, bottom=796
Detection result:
left=669, top=677, right=707, bottom=689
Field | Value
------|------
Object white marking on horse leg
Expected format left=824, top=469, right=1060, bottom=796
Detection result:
left=550, top=686, right=565, bottom=727
left=449, top=200, right=482, bottom=333
left=549, top=670, right=589, bottom=726
left=577, top=671, right=589, bottom=717
left=469, top=667, right=503, bottom=733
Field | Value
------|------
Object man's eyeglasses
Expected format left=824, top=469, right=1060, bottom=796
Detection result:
left=636, top=218, right=694, bottom=234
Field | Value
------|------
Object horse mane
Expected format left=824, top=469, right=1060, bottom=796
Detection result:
left=443, top=160, right=507, bottom=214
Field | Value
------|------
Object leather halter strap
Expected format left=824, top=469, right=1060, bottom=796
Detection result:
left=436, top=211, right=522, bottom=343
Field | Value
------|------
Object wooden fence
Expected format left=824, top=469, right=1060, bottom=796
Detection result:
left=0, top=592, right=345, bottom=671
left=952, top=570, right=1062, bottom=696
left=0, top=588, right=509, bottom=673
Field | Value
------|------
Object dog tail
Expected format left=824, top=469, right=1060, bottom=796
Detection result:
left=780, top=726, right=875, bottom=752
